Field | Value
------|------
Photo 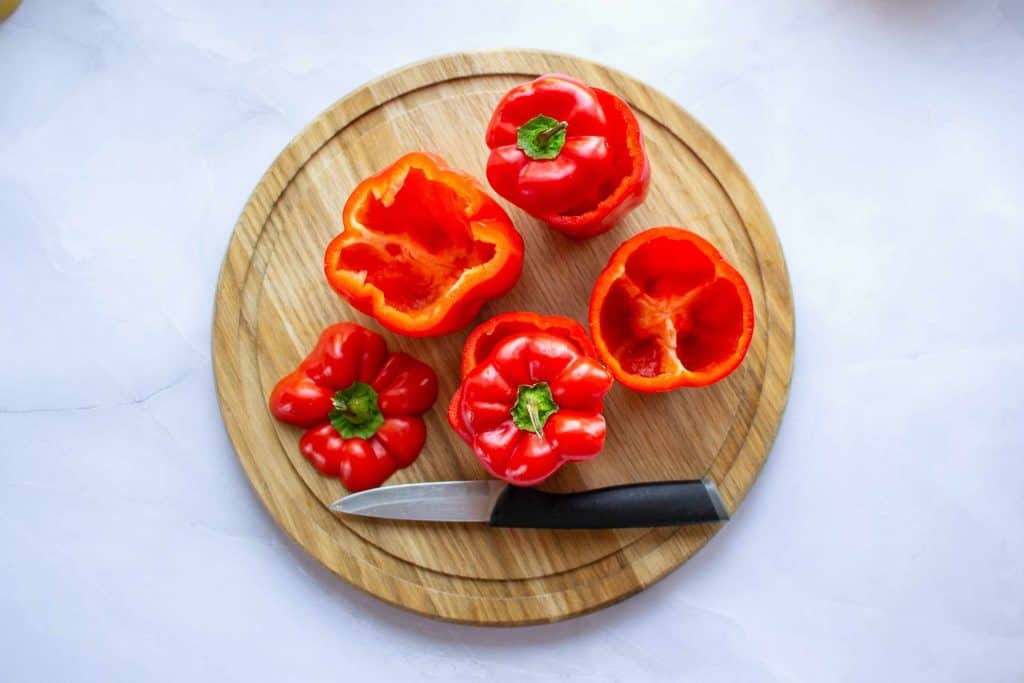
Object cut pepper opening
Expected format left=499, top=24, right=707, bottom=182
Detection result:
left=339, top=168, right=498, bottom=313
left=602, top=236, right=745, bottom=376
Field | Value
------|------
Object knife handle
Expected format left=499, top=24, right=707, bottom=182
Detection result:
left=488, top=480, right=729, bottom=529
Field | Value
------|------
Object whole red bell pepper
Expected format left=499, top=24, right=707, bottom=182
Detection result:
left=324, top=152, right=524, bottom=337
left=269, top=323, right=438, bottom=491
left=449, top=332, right=613, bottom=486
left=485, top=74, right=650, bottom=238
left=588, top=227, right=754, bottom=392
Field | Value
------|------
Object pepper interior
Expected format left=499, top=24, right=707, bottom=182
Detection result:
left=599, top=236, right=746, bottom=376
left=338, top=168, right=497, bottom=313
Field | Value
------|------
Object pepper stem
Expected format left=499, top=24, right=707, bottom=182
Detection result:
left=510, top=382, right=559, bottom=437
left=535, top=120, right=567, bottom=147
left=526, top=399, right=544, bottom=436
left=516, top=115, right=569, bottom=160
left=330, top=382, right=385, bottom=439
left=335, top=394, right=373, bottom=424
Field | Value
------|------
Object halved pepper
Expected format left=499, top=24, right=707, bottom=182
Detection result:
left=588, top=227, right=754, bottom=391
left=485, top=74, right=650, bottom=239
left=449, top=332, right=613, bottom=486
left=324, top=152, right=524, bottom=337
left=269, top=323, right=438, bottom=491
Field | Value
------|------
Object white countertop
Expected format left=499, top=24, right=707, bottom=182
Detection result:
left=3, top=1, right=1022, bottom=680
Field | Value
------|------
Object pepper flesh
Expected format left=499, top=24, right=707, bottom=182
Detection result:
left=485, top=75, right=650, bottom=238
left=324, top=152, right=524, bottom=337
left=449, top=332, right=613, bottom=486
left=269, top=323, right=438, bottom=491
left=588, top=227, right=754, bottom=391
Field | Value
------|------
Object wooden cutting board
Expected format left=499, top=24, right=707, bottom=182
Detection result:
left=212, top=50, right=794, bottom=625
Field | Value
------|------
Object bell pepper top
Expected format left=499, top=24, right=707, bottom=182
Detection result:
left=449, top=332, right=613, bottom=486
left=486, top=74, right=650, bottom=238
left=449, top=312, right=600, bottom=445
left=589, top=227, right=754, bottom=391
left=325, top=152, right=524, bottom=337
left=486, top=74, right=616, bottom=218
left=269, top=323, right=439, bottom=491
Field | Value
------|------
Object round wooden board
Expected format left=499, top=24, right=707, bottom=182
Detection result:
left=213, top=50, right=794, bottom=625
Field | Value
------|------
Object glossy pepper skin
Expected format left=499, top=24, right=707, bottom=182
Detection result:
left=324, top=152, right=524, bottom=337
left=542, top=89, right=650, bottom=238
left=459, top=311, right=597, bottom=377
left=485, top=74, right=650, bottom=239
left=449, top=312, right=599, bottom=438
left=449, top=332, right=613, bottom=486
left=486, top=74, right=615, bottom=217
left=588, top=227, right=754, bottom=392
left=269, top=323, right=438, bottom=491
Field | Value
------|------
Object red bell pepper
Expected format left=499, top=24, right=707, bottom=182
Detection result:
left=449, top=332, right=613, bottom=486
left=459, top=311, right=597, bottom=377
left=485, top=74, right=650, bottom=238
left=588, top=227, right=754, bottom=392
left=269, top=323, right=438, bottom=491
left=324, top=152, right=524, bottom=337
left=449, top=312, right=599, bottom=442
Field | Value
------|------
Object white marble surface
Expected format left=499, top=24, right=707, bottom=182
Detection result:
left=2, top=1, right=1023, bottom=680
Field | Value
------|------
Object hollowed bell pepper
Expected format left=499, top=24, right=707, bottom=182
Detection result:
left=449, top=332, right=613, bottom=486
left=589, top=227, right=754, bottom=391
left=269, top=323, right=438, bottom=491
left=324, top=152, right=524, bottom=337
left=485, top=74, right=650, bottom=238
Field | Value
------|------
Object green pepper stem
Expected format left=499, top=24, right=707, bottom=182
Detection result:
left=526, top=398, right=543, bottom=436
left=336, top=395, right=372, bottom=424
left=536, top=120, right=567, bottom=147
left=329, top=382, right=385, bottom=439
left=510, top=382, right=559, bottom=437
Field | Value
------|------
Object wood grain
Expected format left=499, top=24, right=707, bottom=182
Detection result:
left=212, top=50, right=794, bottom=625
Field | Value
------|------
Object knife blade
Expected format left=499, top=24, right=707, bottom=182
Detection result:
left=330, top=479, right=729, bottom=529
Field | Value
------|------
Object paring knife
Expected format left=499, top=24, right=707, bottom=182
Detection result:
left=330, top=479, right=730, bottom=529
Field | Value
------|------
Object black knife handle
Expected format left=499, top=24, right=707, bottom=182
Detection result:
left=488, top=480, right=729, bottom=529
